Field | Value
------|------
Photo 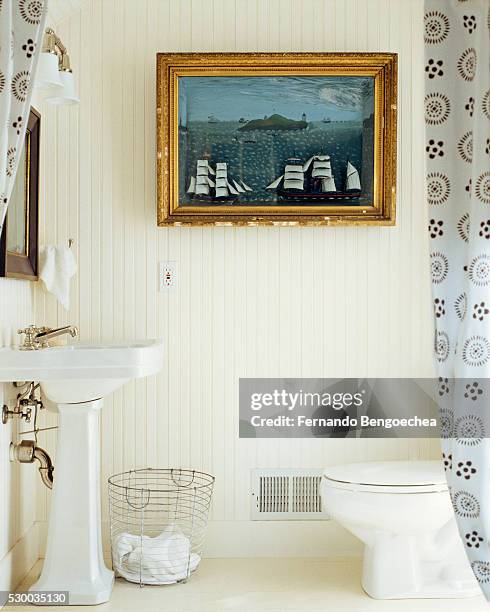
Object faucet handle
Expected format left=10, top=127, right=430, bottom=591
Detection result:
left=17, top=325, right=49, bottom=350
left=17, top=325, right=49, bottom=334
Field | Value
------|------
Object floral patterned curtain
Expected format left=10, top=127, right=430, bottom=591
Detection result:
left=0, top=0, right=48, bottom=232
left=425, top=0, right=490, bottom=596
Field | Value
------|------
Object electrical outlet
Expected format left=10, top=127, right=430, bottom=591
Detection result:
left=159, top=261, right=177, bottom=291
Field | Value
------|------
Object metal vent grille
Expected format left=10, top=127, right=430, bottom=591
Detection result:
left=292, top=475, right=322, bottom=513
left=258, top=475, right=290, bottom=513
left=251, top=469, right=328, bottom=520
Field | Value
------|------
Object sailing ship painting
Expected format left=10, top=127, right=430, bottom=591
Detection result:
left=186, top=159, right=252, bottom=203
left=266, top=155, right=361, bottom=201
left=177, top=74, right=375, bottom=208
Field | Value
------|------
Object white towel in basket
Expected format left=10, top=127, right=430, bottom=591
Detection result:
left=114, top=524, right=201, bottom=585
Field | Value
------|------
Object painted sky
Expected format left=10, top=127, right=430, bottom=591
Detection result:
left=179, top=75, right=374, bottom=123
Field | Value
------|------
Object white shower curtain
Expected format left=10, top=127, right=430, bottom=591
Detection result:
left=425, top=0, right=490, bottom=596
left=0, top=0, right=47, bottom=232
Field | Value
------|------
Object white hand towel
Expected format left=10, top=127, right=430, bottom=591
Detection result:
left=39, top=246, right=77, bottom=311
left=114, top=525, right=201, bottom=585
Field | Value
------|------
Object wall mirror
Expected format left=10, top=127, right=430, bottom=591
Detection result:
left=0, top=107, right=40, bottom=280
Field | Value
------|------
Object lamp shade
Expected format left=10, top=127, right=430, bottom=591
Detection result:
left=35, top=52, right=63, bottom=90
left=45, top=71, right=79, bottom=105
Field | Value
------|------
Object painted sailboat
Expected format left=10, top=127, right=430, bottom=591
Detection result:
left=187, top=160, right=250, bottom=202
left=187, top=159, right=215, bottom=198
left=345, top=160, right=361, bottom=191
left=215, top=162, right=238, bottom=200
left=266, top=155, right=361, bottom=201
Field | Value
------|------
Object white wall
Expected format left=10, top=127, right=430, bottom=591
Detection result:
left=31, top=0, right=438, bottom=557
left=0, top=282, right=39, bottom=590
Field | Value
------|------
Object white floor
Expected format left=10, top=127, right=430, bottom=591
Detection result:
left=14, top=558, right=488, bottom=612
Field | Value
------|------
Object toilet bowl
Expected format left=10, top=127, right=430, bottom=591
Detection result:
left=320, top=460, right=480, bottom=599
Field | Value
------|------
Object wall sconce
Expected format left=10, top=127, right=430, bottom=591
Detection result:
left=35, top=28, right=79, bottom=106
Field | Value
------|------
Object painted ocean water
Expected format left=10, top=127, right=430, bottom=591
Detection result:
left=179, top=120, right=374, bottom=206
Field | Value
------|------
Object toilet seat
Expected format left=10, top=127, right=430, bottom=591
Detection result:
left=323, top=460, right=448, bottom=494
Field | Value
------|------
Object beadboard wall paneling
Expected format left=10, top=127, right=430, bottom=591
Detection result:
left=48, top=0, right=83, bottom=25
left=0, top=280, right=38, bottom=587
left=34, top=0, right=437, bottom=547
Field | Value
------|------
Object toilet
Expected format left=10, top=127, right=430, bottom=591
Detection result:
left=320, top=460, right=480, bottom=599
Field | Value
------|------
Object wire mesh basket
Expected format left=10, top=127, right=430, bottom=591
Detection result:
left=108, top=468, right=215, bottom=586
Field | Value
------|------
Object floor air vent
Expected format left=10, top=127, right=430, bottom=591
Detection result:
left=251, top=469, right=328, bottom=520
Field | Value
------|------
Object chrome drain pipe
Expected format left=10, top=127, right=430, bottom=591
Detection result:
left=10, top=440, right=54, bottom=489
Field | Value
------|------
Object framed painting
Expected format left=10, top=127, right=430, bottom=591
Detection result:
left=156, top=53, right=397, bottom=226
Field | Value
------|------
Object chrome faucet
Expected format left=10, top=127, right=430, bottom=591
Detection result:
left=17, top=325, right=79, bottom=350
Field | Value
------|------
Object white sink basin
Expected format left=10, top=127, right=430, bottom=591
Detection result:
left=0, top=340, right=163, bottom=403
left=0, top=338, right=164, bottom=605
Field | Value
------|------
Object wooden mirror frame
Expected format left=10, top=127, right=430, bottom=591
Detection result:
left=0, top=107, right=40, bottom=280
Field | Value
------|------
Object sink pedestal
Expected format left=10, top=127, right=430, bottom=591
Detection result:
left=31, top=400, right=114, bottom=605
left=0, top=339, right=164, bottom=604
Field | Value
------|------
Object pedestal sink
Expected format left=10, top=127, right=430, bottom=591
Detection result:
left=0, top=340, right=164, bottom=605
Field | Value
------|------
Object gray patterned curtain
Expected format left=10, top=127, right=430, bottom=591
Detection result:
left=0, top=0, right=48, bottom=232
left=425, top=0, right=490, bottom=596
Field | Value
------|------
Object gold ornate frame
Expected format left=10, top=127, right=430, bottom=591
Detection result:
left=156, top=53, right=397, bottom=227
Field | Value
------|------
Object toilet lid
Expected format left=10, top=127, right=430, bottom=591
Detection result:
left=323, top=461, right=448, bottom=493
